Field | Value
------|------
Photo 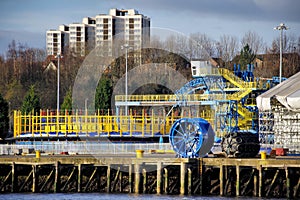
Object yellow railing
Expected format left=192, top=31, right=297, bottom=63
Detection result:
left=13, top=109, right=216, bottom=138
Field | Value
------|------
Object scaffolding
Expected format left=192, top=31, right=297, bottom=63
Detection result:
left=259, top=106, right=300, bottom=154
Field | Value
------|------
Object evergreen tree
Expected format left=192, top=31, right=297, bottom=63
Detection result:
left=95, top=76, right=112, bottom=112
left=21, top=85, right=40, bottom=114
left=61, top=89, right=73, bottom=111
left=0, top=93, right=9, bottom=139
left=239, top=44, right=256, bottom=69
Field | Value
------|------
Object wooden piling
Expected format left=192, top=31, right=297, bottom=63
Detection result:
left=54, top=161, right=60, bottom=193
left=134, top=164, right=141, bottom=194
left=285, top=167, right=290, bottom=199
left=236, top=165, right=240, bottom=196
left=142, top=168, right=147, bottom=194
left=119, top=170, right=123, bottom=193
left=188, top=168, right=192, bottom=195
left=11, top=162, right=15, bottom=193
left=157, top=162, right=162, bottom=194
left=253, top=168, right=258, bottom=197
left=164, top=168, right=169, bottom=194
left=199, top=159, right=203, bottom=195
left=180, top=162, right=186, bottom=195
left=258, top=165, right=262, bottom=197
left=220, top=164, right=223, bottom=196
left=128, top=164, right=133, bottom=193
left=32, top=165, right=36, bottom=193
left=78, top=164, right=82, bottom=193
left=107, top=165, right=111, bottom=193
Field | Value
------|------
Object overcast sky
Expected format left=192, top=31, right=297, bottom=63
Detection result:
left=0, top=0, right=299, bottom=55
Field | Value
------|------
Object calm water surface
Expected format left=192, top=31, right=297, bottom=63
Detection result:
left=0, top=193, right=283, bottom=200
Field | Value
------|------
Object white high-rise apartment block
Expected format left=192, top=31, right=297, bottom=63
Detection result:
left=69, top=17, right=96, bottom=56
left=46, top=9, right=150, bottom=56
left=95, top=9, right=150, bottom=56
left=46, top=25, right=69, bottom=56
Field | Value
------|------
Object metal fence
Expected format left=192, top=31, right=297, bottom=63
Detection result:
left=0, top=142, right=173, bottom=155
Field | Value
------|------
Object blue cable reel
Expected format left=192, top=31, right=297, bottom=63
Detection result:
left=169, top=118, right=215, bottom=158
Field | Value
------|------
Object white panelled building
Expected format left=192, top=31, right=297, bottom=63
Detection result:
left=46, top=9, right=150, bottom=56
left=46, top=25, right=69, bottom=56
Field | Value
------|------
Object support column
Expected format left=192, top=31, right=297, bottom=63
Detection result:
left=54, top=161, right=60, bottom=193
left=285, top=167, right=291, bottom=199
left=236, top=165, right=240, bottom=196
left=77, top=164, right=82, bottom=193
left=220, top=164, right=223, bottom=196
left=134, top=163, right=141, bottom=194
left=107, top=165, right=111, bottom=193
left=119, top=170, right=123, bottom=193
left=128, top=164, right=133, bottom=193
left=164, top=168, right=169, bottom=194
left=253, top=168, right=258, bottom=197
left=32, top=165, right=37, bottom=193
left=258, top=165, right=263, bottom=197
left=188, top=168, right=192, bottom=195
left=142, top=168, right=147, bottom=194
left=157, top=162, right=162, bottom=194
left=180, top=162, right=186, bottom=195
left=11, top=162, right=15, bottom=193
left=199, top=158, right=203, bottom=195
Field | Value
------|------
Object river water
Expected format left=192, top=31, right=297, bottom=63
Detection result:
left=0, top=193, right=283, bottom=200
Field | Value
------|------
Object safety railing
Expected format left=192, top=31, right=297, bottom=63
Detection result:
left=13, top=109, right=216, bottom=138
left=0, top=143, right=174, bottom=155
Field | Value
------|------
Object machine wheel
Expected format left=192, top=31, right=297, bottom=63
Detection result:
left=221, top=131, right=260, bottom=158
left=169, top=118, right=215, bottom=158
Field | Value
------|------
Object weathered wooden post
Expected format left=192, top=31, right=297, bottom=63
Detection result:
left=180, top=161, right=186, bottom=195
left=199, top=158, right=203, bottom=195
left=77, top=164, right=82, bottom=193
left=253, top=168, right=258, bottom=196
left=142, top=168, right=147, bottom=193
left=188, top=167, right=192, bottom=195
left=134, top=163, right=141, bottom=194
left=157, top=162, right=162, bottom=194
left=32, top=165, right=37, bottom=193
left=107, top=165, right=111, bottom=193
left=220, top=164, right=224, bottom=196
left=54, top=161, right=60, bottom=193
left=236, top=165, right=240, bottom=196
left=11, top=162, right=15, bottom=193
left=164, top=168, right=169, bottom=194
left=128, top=164, right=133, bottom=193
left=285, top=167, right=291, bottom=199
left=258, top=165, right=263, bottom=197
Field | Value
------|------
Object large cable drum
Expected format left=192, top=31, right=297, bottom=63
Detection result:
left=169, top=118, right=215, bottom=158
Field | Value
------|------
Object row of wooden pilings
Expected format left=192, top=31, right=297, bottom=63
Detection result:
left=0, top=157, right=299, bottom=198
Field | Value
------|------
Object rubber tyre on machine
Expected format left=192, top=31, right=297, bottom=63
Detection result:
left=221, top=131, right=260, bottom=158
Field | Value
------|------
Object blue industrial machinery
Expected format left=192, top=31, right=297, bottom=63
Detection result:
left=168, top=61, right=266, bottom=158
left=169, top=118, right=215, bottom=158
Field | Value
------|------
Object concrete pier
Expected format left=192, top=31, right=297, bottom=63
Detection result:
left=0, top=156, right=299, bottom=198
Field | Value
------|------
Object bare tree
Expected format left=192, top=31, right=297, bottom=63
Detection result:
left=241, top=31, right=265, bottom=54
left=217, top=34, right=239, bottom=66
left=189, top=33, right=214, bottom=60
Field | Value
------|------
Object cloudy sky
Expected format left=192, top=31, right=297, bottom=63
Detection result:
left=0, top=0, right=299, bottom=55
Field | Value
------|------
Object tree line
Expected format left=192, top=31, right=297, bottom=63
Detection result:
left=0, top=31, right=299, bottom=139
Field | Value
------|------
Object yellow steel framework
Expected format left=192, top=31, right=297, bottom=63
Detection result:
left=14, top=109, right=215, bottom=138
left=115, top=67, right=267, bottom=135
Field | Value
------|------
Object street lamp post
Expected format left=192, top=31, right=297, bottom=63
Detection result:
left=274, top=23, right=289, bottom=83
left=55, top=53, right=62, bottom=112
left=121, top=44, right=132, bottom=116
